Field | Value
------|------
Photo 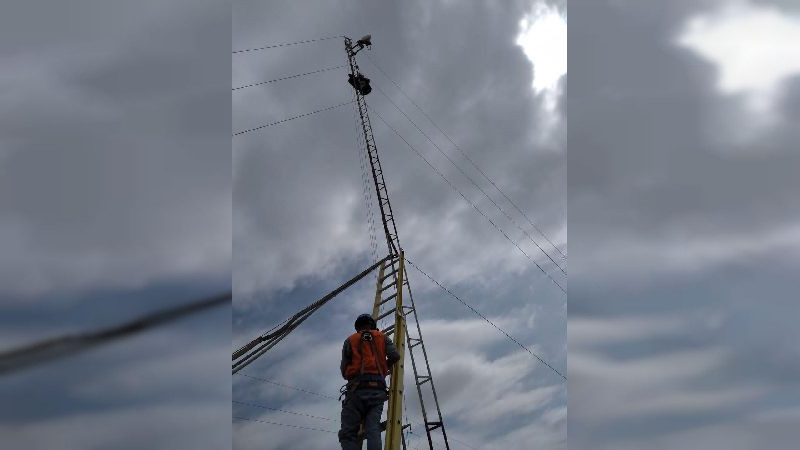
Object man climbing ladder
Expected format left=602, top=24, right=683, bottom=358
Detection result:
left=339, top=313, right=401, bottom=450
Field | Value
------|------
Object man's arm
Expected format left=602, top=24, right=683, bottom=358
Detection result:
left=340, top=339, right=352, bottom=379
left=384, top=335, right=401, bottom=367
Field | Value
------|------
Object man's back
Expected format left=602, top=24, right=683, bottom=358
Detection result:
left=341, top=329, right=399, bottom=381
left=338, top=315, right=401, bottom=450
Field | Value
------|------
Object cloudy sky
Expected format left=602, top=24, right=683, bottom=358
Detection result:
left=569, top=0, right=800, bottom=448
left=4, top=0, right=795, bottom=449
left=1, top=1, right=231, bottom=448
left=232, top=0, right=567, bottom=449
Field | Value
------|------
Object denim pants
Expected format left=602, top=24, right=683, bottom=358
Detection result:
left=339, top=388, right=387, bottom=450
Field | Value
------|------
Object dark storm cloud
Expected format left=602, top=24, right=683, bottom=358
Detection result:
left=233, top=0, right=566, bottom=448
left=1, top=0, right=231, bottom=297
left=569, top=0, right=800, bottom=448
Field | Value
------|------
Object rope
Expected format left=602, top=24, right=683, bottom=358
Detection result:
left=365, top=54, right=567, bottom=262
left=371, top=108, right=566, bottom=294
left=233, top=400, right=336, bottom=421
left=233, top=101, right=353, bottom=137
left=234, top=373, right=338, bottom=400
left=233, top=416, right=337, bottom=434
left=233, top=35, right=342, bottom=54
left=232, top=65, right=345, bottom=91
left=374, top=85, right=566, bottom=276
left=233, top=255, right=393, bottom=373
left=0, top=292, right=230, bottom=375
left=406, top=258, right=566, bottom=381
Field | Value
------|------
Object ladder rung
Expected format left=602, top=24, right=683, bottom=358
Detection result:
left=360, top=421, right=387, bottom=440
left=426, top=421, right=442, bottom=431
left=381, top=269, right=398, bottom=283
left=377, top=308, right=395, bottom=322
left=382, top=324, right=395, bottom=336
left=379, top=282, right=394, bottom=293
left=380, top=293, right=397, bottom=305
left=416, top=375, right=431, bottom=386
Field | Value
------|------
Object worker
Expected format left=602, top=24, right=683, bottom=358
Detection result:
left=339, top=313, right=401, bottom=450
left=347, top=72, right=372, bottom=96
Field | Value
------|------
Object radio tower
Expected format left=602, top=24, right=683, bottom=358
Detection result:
left=344, top=34, right=451, bottom=450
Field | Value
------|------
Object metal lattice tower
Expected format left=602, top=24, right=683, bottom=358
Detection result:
left=345, top=36, right=450, bottom=450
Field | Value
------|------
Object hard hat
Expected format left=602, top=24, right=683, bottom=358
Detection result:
left=354, top=313, right=377, bottom=331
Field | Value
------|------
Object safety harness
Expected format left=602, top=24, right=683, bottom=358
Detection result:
left=339, top=330, right=389, bottom=401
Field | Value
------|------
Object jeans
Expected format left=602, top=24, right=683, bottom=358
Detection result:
left=339, top=388, right=387, bottom=450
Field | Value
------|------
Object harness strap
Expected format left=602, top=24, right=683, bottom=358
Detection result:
left=368, top=338, right=385, bottom=378
left=358, top=338, right=366, bottom=376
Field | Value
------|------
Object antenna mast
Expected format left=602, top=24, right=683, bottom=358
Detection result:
left=345, top=35, right=451, bottom=450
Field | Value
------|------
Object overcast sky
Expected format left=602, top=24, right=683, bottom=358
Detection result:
left=1, top=1, right=231, bottom=448
left=569, top=0, right=800, bottom=448
left=232, top=0, right=567, bottom=449
left=4, top=0, right=795, bottom=448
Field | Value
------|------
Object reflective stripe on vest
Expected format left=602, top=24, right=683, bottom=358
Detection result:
left=344, top=330, right=388, bottom=380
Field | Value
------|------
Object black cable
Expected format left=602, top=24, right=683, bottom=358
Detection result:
left=233, top=101, right=353, bottom=137
left=371, top=108, right=566, bottom=294
left=365, top=54, right=567, bottom=262
left=0, top=292, right=231, bottom=375
left=233, top=317, right=304, bottom=373
left=232, top=35, right=342, bottom=54
left=233, top=65, right=346, bottom=91
left=234, top=372, right=338, bottom=400
left=232, top=254, right=392, bottom=373
left=405, top=258, right=566, bottom=382
left=233, top=305, right=315, bottom=367
left=233, top=400, right=336, bottom=421
left=374, top=85, right=566, bottom=276
left=233, top=416, right=337, bottom=434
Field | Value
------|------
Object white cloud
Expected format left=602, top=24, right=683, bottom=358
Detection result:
left=232, top=2, right=568, bottom=448
left=571, top=223, right=800, bottom=285
left=233, top=314, right=565, bottom=449
left=598, top=416, right=798, bottom=450
left=569, top=346, right=769, bottom=424
left=0, top=328, right=231, bottom=450
left=676, top=1, right=800, bottom=142
left=0, top=402, right=231, bottom=450
left=569, top=316, right=687, bottom=350
left=516, top=3, right=568, bottom=95
left=677, top=1, right=800, bottom=96
left=516, top=3, right=567, bottom=142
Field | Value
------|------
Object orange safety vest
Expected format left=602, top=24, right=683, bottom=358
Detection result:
left=344, top=330, right=388, bottom=380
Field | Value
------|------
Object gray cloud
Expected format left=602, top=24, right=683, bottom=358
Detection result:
left=1, top=0, right=231, bottom=449
left=0, top=0, right=231, bottom=298
left=569, top=0, right=800, bottom=448
left=233, top=0, right=566, bottom=448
